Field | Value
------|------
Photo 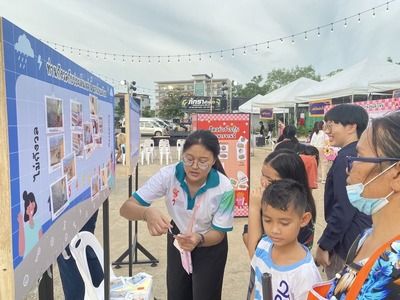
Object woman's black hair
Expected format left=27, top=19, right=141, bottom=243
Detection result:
left=263, top=149, right=316, bottom=222
left=183, top=130, right=226, bottom=175
left=23, top=191, right=37, bottom=222
left=312, top=121, right=320, bottom=135
left=370, top=111, right=400, bottom=159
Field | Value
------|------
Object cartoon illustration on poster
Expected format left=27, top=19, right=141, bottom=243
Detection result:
left=0, top=18, right=115, bottom=299
left=192, top=114, right=250, bottom=216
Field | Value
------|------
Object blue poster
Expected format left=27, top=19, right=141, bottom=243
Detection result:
left=129, top=97, right=140, bottom=170
left=1, top=18, right=114, bottom=298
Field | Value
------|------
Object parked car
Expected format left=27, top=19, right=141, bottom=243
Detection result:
left=139, top=119, right=167, bottom=136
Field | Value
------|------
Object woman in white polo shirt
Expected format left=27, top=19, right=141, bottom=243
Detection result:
left=120, top=130, right=234, bottom=300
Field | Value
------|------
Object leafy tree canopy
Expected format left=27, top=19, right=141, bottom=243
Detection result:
left=158, top=90, right=185, bottom=119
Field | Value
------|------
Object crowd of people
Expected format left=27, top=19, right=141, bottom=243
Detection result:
left=119, top=105, right=400, bottom=299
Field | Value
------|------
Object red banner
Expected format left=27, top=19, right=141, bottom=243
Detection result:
left=193, top=114, right=250, bottom=217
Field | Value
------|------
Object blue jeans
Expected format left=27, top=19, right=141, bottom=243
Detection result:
left=57, top=211, right=103, bottom=300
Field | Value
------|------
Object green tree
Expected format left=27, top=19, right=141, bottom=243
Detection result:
left=142, top=107, right=155, bottom=117
left=234, top=75, right=268, bottom=97
left=326, top=68, right=343, bottom=77
left=158, top=90, right=185, bottom=119
left=114, top=99, right=124, bottom=128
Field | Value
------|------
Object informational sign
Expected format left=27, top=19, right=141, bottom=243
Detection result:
left=0, top=18, right=114, bottom=299
left=192, top=114, right=250, bottom=217
left=324, top=98, right=400, bottom=119
left=124, top=94, right=140, bottom=174
left=309, top=99, right=332, bottom=117
left=181, top=96, right=226, bottom=112
left=260, top=108, right=273, bottom=120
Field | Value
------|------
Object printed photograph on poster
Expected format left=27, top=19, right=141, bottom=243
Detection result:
left=71, top=131, right=84, bottom=158
left=89, top=95, right=98, bottom=116
left=70, top=100, right=83, bottom=129
left=91, top=174, right=100, bottom=200
left=98, top=116, right=103, bottom=134
left=100, top=167, right=108, bottom=190
left=83, top=122, right=94, bottom=147
left=236, top=136, right=248, bottom=161
left=91, top=117, right=99, bottom=136
left=95, top=136, right=103, bottom=147
left=219, top=143, right=229, bottom=160
left=50, top=176, right=69, bottom=220
left=62, top=153, right=76, bottom=182
left=45, top=96, right=64, bottom=133
left=47, top=134, right=65, bottom=172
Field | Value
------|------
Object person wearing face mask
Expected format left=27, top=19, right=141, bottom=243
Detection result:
left=120, top=130, right=234, bottom=300
left=309, top=111, right=400, bottom=299
left=315, top=104, right=372, bottom=279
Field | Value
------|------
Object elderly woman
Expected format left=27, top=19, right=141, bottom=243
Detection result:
left=310, top=111, right=400, bottom=299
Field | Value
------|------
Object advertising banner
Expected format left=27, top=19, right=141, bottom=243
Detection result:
left=324, top=98, right=400, bottom=119
left=125, top=95, right=140, bottom=174
left=309, top=99, right=332, bottom=117
left=193, top=114, right=250, bottom=217
left=181, top=96, right=227, bottom=112
left=0, top=18, right=114, bottom=299
left=260, top=108, right=273, bottom=120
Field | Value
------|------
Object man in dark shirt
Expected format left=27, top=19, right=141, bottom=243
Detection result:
left=315, top=104, right=372, bottom=279
left=259, top=121, right=265, bottom=136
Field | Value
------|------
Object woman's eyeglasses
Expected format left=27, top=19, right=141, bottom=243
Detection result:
left=182, top=156, right=210, bottom=170
left=346, top=156, right=400, bottom=171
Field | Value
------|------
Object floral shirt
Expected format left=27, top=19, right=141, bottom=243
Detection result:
left=327, top=229, right=400, bottom=299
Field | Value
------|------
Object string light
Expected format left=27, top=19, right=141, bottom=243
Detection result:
left=178, top=55, right=181, bottom=62
left=138, top=56, right=141, bottom=63
left=42, top=0, right=395, bottom=64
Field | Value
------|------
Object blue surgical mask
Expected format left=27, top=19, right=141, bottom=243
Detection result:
left=346, top=163, right=396, bottom=215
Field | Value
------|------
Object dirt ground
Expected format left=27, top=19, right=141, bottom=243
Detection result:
left=27, top=145, right=326, bottom=299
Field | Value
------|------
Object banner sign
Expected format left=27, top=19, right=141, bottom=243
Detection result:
left=260, top=108, right=273, bottom=120
left=181, top=96, right=226, bottom=112
left=309, top=99, right=332, bottom=117
left=192, top=114, right=250, bottom=217
left=324, top=98, right=400, bottom=119
left=0, top=18, right=114, bottom=299
left=125, top=95, right=140, bottom=175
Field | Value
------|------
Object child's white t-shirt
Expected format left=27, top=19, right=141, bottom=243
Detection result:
left=251, top=236, right=322, bottom=300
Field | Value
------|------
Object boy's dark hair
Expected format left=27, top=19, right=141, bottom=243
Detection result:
left=324, top=104, right=369, bottom=138
left=262, top=179, right=308, bottom=216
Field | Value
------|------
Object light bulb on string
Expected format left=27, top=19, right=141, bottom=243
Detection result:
left=168, top=56, right=171, bottom=63
left=255, top=44, right=258, bottom=52
left=189, top=54, right=191, bottom=62
left=386, top=1, right=389, bottom=11
left=158, top=56, right=161, bottom=63
left=54, top=43, right=57, bottom=50
left=178, top=55, right=181, bottom=62
left=209, top=53, right=212, bottom=60
left=95, top=52, right=98, bottom=59
left=267, top=41, right=270, bottom=49
left=330, top=23, right=334, bottom=32
left=280, top=38, right=284, bottom=43
left=372, top=8, right=376, bottom=17
left=70, top=47, right=73, bottom=54
left=304, top=31, right=308, bottom=40
left=232, top=48, right=235, bottom=57
left=122, top=55, right=125, bottom=62
left=317, top=27, right=321, bottom=37
left=358, top=13, right=361, bottom=23
left=243, top=46, right=246, bottom=55
left=87, top=50, right=90, bottom=58
left=199, top=53, right=202, bottom=61
left=131, top=56, right=135, bottom=63
left=344, top=18, right=347, bottom=27
left=103, top=53, right=107, bottom=61
left=78, top=49, right=81, bottom=56
left=291, top=35, right=295, bottom=44
left=220, top=50, right=223, bottom=59
left=62, top=45, right=65, bottom=52
left=138, top=56, right=141, bottom=63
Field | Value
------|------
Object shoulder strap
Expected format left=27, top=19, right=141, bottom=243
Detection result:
left=346, top=234, right=400, bottom=298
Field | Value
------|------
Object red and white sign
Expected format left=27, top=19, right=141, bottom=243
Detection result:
left=325, top=98, right=400, bottom=119
left=193, top=114, right=250, bottom=217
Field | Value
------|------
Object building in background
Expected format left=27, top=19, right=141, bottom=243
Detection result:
left=155, top=74, right=232, bottom=112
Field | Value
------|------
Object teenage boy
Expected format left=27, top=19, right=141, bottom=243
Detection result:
left=315, top=104, right=372, bottom=279
left=250, top=179, right=321, bottom=299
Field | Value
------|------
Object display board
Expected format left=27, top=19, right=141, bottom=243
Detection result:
left=0, top=18, right=115, bottom=299
left=309, top=99, right=332, bottom=117
left=124, top=94, right=140, bottom=175
left=260, top=108, right=273, bottom=120
left=192, top=114, right=250, bottom=217
left=324, top=98, right=400, bottom=119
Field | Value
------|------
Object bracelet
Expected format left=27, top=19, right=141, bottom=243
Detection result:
left=197, top=233, right=205, bottom=247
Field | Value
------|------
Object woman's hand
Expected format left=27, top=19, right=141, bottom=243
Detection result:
left=315, top=246, right=331, bottom=269
left=174, top=233, right=202, bottom=252
left=144, top=207, right=171, bottom=236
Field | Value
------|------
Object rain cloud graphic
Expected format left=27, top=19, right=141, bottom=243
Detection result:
left=14, top=34, right=34, bottom=70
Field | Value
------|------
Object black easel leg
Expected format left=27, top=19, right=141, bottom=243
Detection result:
left=112, top=164, right=159, bottom=269
left=103, top=198, right=110, bottom=300
left=38, top=266, right=54, bottom=300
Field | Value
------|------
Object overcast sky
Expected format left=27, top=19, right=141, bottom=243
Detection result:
left=1, top=0, right=400, bottom=99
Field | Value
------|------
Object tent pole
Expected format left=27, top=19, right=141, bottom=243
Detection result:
left=351, top=94, right=354, bottom=103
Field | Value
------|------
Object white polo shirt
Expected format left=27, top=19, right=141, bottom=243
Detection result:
left=133, top=162, right=234, bottom=234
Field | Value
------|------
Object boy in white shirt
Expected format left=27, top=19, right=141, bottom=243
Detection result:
left=250, top=179, right=321, bottom=300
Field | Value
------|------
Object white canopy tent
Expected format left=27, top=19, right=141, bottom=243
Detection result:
left=238, top=94, right=288, bottom=114
left=296, top=58, right=400, bottom=102
left=252, top=77, right=319, bottom=108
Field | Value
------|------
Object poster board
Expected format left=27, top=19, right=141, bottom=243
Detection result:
left=0, top=18, right=115, bottom=299
left=124, top=94, right=140, bottom=175
left=309, top=99, right=331, bottom=117
left=192, top=114, right=250, bottom=217
left=324, top=98, right=400, bottom=119
left=259, top=108, right=273, bottom=120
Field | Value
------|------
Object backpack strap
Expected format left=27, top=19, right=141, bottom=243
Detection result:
left=346, top=234, right=400, bottom=298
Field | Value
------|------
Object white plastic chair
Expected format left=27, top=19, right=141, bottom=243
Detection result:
left=176, top=139, right=185, bottom=161
left=121, top=144, right=126, bottom=165
left=69, top=231, right=117, bottom=300
left=159, top=139, right=171, bottom=165
left=143, top=139, right=155, bottom=165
